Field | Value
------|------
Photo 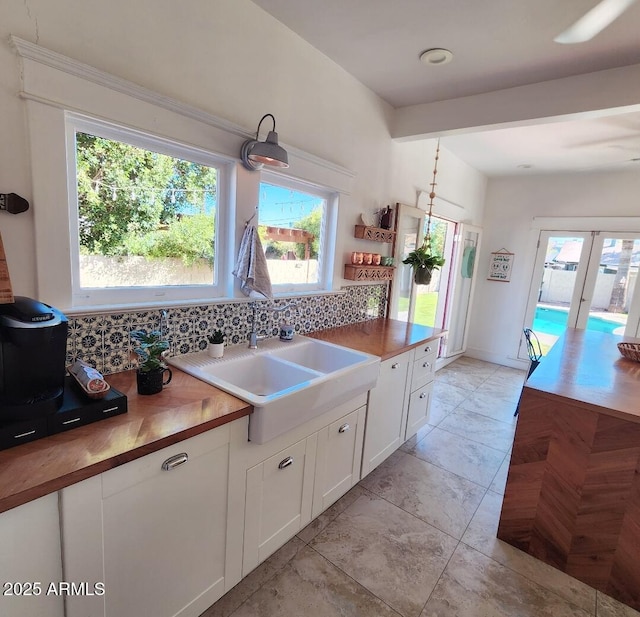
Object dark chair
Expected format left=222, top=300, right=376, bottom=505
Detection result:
left=514, top=328, right=542, bottom=417
left=523, top=328, right=542, bottom=378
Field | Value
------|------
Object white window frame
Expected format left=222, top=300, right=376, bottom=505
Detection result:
left=66, top=114, right=233, bottom=308
left=259, top=171, right=337, bottom=294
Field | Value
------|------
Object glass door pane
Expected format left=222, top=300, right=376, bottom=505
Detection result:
left=441, top=224, right=481, bottom=357
left=528, top=233, right=589, bottom=355
left=413, top=216, right=455, bottom=329
left=579, top=236, right=640, bottom=336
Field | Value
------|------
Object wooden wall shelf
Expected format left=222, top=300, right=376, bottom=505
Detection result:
left=344, top=264, right=394, bottom=282
left=354, top=225, right=396, bottom=244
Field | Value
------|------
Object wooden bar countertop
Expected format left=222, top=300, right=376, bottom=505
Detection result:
left=524, top=328, right=640, bottom=423
left=0, top=368, right=251, bottom=514
left=308, top=317, right=446, bottom=360
left=498, top=328, right=640, bottom=610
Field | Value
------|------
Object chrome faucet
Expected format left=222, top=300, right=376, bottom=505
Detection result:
left=248, top=301, right=298, bottom=349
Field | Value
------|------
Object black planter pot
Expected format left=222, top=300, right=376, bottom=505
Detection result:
left=136, top=367, right=172, bottom=395
left=413, top=267, right=433, bottom=286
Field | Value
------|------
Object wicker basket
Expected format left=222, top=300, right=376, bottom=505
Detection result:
left=617, top=342, right=640, bottom=363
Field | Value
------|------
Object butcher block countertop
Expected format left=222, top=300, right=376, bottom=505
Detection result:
left=0, top=368, right=251, bottom=513
left=524, top=328, right=640, bottom=422
left=0, top=318, right=444, bottom=514
left=308, top=317, right=446, bottom=360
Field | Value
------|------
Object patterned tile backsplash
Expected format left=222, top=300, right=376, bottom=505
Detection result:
left=66, top=284, right=388, bottom=375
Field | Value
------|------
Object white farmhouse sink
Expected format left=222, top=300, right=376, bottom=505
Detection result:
left=168, top=336, right=380, bottom=443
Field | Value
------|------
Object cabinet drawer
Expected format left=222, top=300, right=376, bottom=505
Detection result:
left=411, top=348, right=437, bottom=391
left=414, top=340, right=438, bottom=362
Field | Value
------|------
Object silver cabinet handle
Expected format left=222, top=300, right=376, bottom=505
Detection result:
left=162, top=453, right=188, bottom=471
left=423, top=361, right=430, bottom=368
left=419, top=392, right=427, bottom=399
left=425, top=345, right=431, bottom=352
left=338, top=423, right=350, bottom=433
left=391, top=363, right=399, bottom=369
left=278, top=456, right=294, bottom=470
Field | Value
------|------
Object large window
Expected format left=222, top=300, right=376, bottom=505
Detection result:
left=257, top=175, right=337, bottom=292
left=67, top=116, right=232, bottom=306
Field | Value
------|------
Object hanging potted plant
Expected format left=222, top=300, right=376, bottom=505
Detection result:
left=402, top=236, right=445, bottom=285
left=402, top=138, right=446, bottom=286
left=130, top=329, right=172, bottom=395
left=207, top=329, right=225, bottom=358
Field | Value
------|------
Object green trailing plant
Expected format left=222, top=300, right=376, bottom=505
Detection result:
left=402, top=241, right=446, bottom=271
left=130, top=329, right=169, bottom=372
left=207, top=329, right=225, bottom=345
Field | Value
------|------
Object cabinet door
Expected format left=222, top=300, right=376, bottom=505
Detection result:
left=406, top=381, right=434, bottom=439
left=313, top=406, right=366, bottom=518
left=362, top=352, right=411, bottom=477
left=62, top=427, right=232, bottom=617
left=0, top=494, right=64, bottom=617
left=243, top=434, right=316, bottom=575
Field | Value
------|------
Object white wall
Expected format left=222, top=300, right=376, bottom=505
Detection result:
left=468, top=170, right=640, bottom=366
left=389, top=139, right=487, bottom=226
left=0, top=0, right=399, bottom=299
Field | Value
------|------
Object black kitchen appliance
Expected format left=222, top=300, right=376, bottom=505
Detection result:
left=0, top=296, right=68, bottom=421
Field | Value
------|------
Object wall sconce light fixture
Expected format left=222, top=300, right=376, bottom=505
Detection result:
left=240, top=114, right=289, bottom=171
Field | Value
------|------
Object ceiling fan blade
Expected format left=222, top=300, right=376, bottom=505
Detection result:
left=554, top=0, right=638, bottom=43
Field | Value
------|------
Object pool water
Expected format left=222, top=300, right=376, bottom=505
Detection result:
left=533, top=306, right=623, bottom=336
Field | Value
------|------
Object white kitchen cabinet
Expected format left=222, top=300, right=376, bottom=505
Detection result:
left=243, top=434, right=317, bottom=573
left=361, top=350, right=412, bottom=477
left=405, top=342, right=438, bottom=440
left=237, top=394, right=368, bottom=576
left=0, top=493, right=64, bottom=617
left=312, top=405, right=366, bottom=518
left=61, top=424, right=237, bottom=617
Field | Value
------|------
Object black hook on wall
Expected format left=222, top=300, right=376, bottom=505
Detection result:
left=0, top=193, right=29, bottom=214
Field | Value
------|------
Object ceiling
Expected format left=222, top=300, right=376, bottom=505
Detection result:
left=251, top=0, right=640, bottom=176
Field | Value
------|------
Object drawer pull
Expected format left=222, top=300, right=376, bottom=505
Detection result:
left=278, top=456, right=294, bottom=470
left=423, top=361, right=430, bottom=368
left=391, top=363, right=399, bottom=369
left=62, top=417, right=82, bottom=425
left=338, top=423, right=351, bottom=433
left=425, top=345, right=431, bottom=352
left=162, top=453, right=189, bottom=471
left=419, top=392, right=427, bottom=399
left=14, top=430, right=36, bottom=439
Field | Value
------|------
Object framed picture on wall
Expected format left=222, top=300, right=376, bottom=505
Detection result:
left=488, top=249, right=514, bottom=282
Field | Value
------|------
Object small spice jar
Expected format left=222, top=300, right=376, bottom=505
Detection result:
left=363, top=252, right=373, bottom=265
left=351, top=251, right=360, bottom=264
left=372, top=253, right=381, bottom=265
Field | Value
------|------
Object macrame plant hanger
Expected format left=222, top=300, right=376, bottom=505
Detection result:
left=423, top=138, right=440, bottom=252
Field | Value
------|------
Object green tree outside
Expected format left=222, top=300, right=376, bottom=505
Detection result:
left=76, top=132, right=217, bottom=265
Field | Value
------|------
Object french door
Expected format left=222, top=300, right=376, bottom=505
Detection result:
left=524, top=229, right=640, bottom=357
left=390, top=204, right=481, bottom=359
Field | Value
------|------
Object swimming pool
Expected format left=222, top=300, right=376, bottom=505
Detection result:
left=533, top=306, right=623, bottom=336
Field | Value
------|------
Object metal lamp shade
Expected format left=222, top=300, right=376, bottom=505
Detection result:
left=241, top=114, right=289, bottom=171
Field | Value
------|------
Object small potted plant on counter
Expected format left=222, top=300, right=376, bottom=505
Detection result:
left=207, top=329, right=225, bottom=358
left=130, top=329, right=172, bottom=395
left=402, top=235, right=445, bottom=285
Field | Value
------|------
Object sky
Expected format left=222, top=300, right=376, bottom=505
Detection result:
left=257, top=182, right=324, bottom=229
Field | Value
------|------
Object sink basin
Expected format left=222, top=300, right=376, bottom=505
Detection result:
left=168, top=336, right=380, bottom=443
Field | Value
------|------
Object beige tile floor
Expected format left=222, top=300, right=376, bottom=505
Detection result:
left=201, top=357, right=640, bottom=617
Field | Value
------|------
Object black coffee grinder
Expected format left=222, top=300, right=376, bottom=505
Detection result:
left=0, top=296, right=68, bottom=421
